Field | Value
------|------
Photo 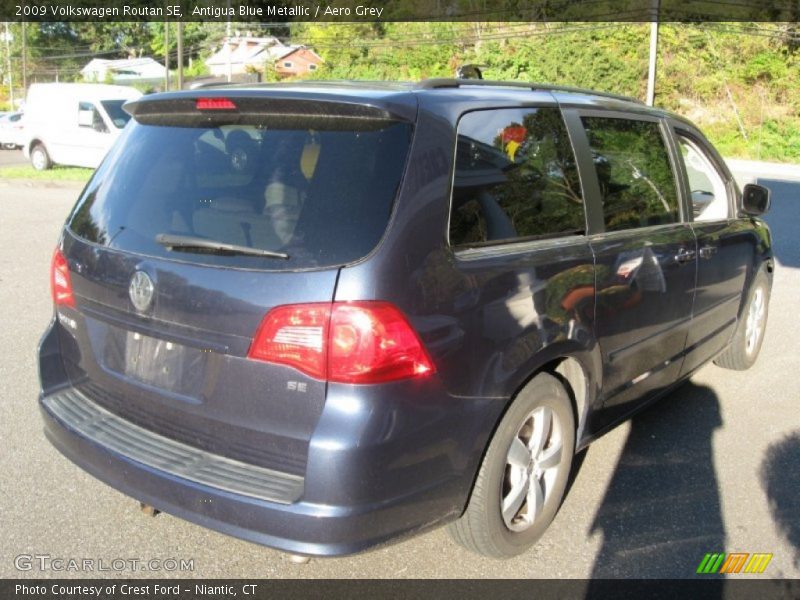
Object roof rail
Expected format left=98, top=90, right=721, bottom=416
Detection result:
left=415, top=78, right=644, bottom=105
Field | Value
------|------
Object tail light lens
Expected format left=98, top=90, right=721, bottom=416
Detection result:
left=51, top=248, right=75, bottom=308
left=248, top=303, right=329, bottom=379
left=328, top=303, right=434, bottom=383
left=248, top=302, right=435, bottom=384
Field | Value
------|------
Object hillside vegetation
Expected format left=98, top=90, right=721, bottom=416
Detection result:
left=2, top=22, right=798, bottom=161
left=295, top=22, right=800, bottom=162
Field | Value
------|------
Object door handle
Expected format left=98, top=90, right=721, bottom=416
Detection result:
left=674, top=248, right=696, bottom=264
left=699, top=245, right=717, bottom=259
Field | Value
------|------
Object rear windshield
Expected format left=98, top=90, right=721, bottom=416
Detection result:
left=67, top=117, right=411, bottom=269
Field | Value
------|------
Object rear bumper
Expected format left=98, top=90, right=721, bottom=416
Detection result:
left=42, top=389, right=304, bottom=504
left=40, top=380, right=503, bottom=556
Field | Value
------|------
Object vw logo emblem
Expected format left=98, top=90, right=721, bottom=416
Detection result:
left=129, top=271, right=154, bottom=312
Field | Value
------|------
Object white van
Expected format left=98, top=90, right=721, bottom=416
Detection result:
left=22, top=83, right=142, bottom=170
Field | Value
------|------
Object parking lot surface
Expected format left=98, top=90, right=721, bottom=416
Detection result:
left=0, top=149, right=26, bottom=168
left=0, top=171, right=798, bottom=579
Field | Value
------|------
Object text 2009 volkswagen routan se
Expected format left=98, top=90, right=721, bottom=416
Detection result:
left=38, top=80, right=773, bottom=558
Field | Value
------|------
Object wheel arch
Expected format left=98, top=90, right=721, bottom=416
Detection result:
left=737, top=248, right=773, bottom=323
left=551, top=356, right=592, bottom=447
left=27, top=137, right=45, bottom=155
left=503, top=341, right=602, bottom=451
left=449, top=347, right=600, bottom=547
left=455, top=342, right=602, bottom=519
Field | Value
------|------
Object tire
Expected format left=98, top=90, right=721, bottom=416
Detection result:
left=30, top=143, right=52, bottom=171
left=2, top=143, right=16, bottom=150
left=714, top=268, right=770, bottom=371
left=448, top=372, right=575, bottom=558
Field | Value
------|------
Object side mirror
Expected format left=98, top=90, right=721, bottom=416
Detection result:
left=741, top=183, right=771, bottom=216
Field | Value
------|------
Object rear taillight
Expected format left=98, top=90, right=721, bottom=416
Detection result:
left=51, top=248, right=75, bottom=308
left=248, top=303, right=329, bottom=379
left=248, top=302, right=435, bottom=384
left=328, top=303, right=435, bottom=383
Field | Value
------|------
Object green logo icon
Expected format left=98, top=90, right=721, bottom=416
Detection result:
left=696, top=552, right=772, bottom=574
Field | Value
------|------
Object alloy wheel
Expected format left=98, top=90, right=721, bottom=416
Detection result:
left=501, top=406, right=563, bottom=532
left=745, top=286, right=765, bottom=355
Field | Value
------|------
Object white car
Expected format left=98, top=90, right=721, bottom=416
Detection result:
left=21, top=83, right=142, bottom=169
left=0, top=112, right=24, bottom=150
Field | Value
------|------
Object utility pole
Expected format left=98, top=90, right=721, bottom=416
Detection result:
left=164, top=22, right=170, bottom=91
left=226, top=1, right=232, bottom=83
left=21, top=21, right=27, bottom=93
left=177, top=21, right=184, bottom=90
left=3, top=23, right=13, bottom=108
left=645, top=1, right=659, bottom=106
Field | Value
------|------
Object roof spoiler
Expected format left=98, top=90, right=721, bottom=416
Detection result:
left=124, top=93, right=413, bottom=129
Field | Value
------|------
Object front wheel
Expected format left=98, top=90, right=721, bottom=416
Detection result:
left=448, top=372, right=575, bottom=558
left=30, top=144, right=52, bottom=171
left=714, top=268, right=770, bottom=370
left=2, top=143, right=17, bottom=150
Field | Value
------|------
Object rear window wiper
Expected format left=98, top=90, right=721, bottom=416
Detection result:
left=155, top=233, right=289, bottom=259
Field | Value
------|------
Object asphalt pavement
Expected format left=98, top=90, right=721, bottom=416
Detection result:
left=0, top=148, right=26, bottom=168
left=0, top=166, right=798, bottom=579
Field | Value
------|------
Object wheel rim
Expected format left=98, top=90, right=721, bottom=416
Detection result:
left=32, top=149, right=45, bottom=170
left=745, top=286, right=765, bottom=356
left=501, top=406, right=563, bottom=532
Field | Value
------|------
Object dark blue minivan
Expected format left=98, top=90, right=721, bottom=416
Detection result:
left=38, top=80, right=773, bottom=558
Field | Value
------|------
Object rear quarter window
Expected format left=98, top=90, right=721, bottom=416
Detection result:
left=449, top=107, right=585, bottom=247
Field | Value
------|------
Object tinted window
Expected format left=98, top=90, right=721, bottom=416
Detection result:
left=100, top=100, right=133, bottom=129
left=581, top=117, right=679, bottom=231
left=677, top=135, right=730, bottom=221
left=79, top=101, right=107, bottom=133
left=450, top=107, right=584, bottom=247
left=68, top=118, right=411, bottom=270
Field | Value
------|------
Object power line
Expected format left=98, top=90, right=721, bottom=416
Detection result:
left=12, top=20, right=800, bottom=82
left=286, top=21, right=649, bottom=49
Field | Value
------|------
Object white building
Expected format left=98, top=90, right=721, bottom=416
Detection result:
left=81, top=58, right=166, bottom=84
left=205, top=36, right=288, bottom=77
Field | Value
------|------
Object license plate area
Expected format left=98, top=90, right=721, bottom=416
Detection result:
left=124, top=330, right=189, bottom=389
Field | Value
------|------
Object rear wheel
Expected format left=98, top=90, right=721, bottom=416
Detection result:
left=714, top=268, right=770, bottom=371
left=30, top=143, right=52, bottom=171
left=448, top=372, right=575, bottom=558
left=2, top=143, right=16, bottom=150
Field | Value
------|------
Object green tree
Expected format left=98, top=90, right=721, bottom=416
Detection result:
left=73, top=23, right=154, bottom=58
